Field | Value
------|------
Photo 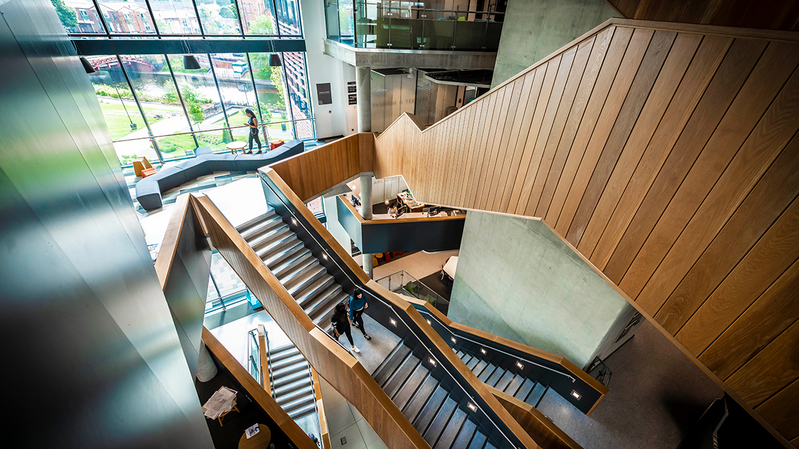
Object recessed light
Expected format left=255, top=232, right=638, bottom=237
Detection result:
left=467, top=403, right=477, bottom=412
left=322, top=254, right=328, bottom=260
left=571, top=390, right=581, bottom=400
left=390, top=318, right=396, bottom=326
left=451, top=337, right=456, bottom=343
left=291, top=218, right=297, bottom=224
left=426, top=319, right=431, bottom=324
left=480, top=348, right=486, bottom=354
left=428, top=357, right=436, bottom=366
left=516, top=362, right=524, bottom=369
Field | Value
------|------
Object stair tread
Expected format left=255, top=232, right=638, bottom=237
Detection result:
left=467, top=431, right=487, bottom=449
left=270, top=345, right=300, bottom=360
left=273, top=361, right=309, bottom=378
left=274, top=377, right=314, bottom=395
left=527, top=383, right=548, bottom=407
left=433, top=407, right=467, bottom=449
left=272, top=353, right=306, bottom=370
left=297, top=275, right=335, bottom=306
left=412, top=385, right=448, bottom=435
left=288, top=403, right=317, bottom=419
left=248, top=223, right=289, bottom=249
left=478, top=364, right=497, bottom=382
left=275, top=253, right=316, bottom=280
left=486, top=367, right=505, bottom=387
left=515, top=378, right=536, bottom=402
left=471, top=360, right=489, bottom=377
left=263, top=239, right=304, bottom=267
left=424, top=397, right=457, bottom=446
left=253, top=228, right=293, bottom=254
left=491, top=369, right=512, bottom=389
left=312, top=291, right=349, bottom=328
left=450, top=420, right=478, bottom=449
left=503, top=374, right=524, bottom=395
left=306, top=285, right=343, bottom=318
left=466, top=357, right=481, bottom=370
left=373, top=344, right=412, bottom=385
left=271, top=247, right=310, bottom=272
left=286, top=265, right=326, bottom=294
left=281, top=394, right=316, bottom=412
left=275, top=385, right=315, bottom=404
left=236, top=211, right=276, bottom=234
left=402, top=375, right=439, bottom=422
left=393, top=366, right=430, bottom=410
left=273, top=370, right=311, bottom=388
left=383, top=355, right=421, bottom=398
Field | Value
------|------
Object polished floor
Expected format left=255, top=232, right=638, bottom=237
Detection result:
left=537, top=320, right=723, bottom=449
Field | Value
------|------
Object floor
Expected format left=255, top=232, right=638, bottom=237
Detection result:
left=373, top=249, right=459, bottom=281
left=536, top=320, right=723, bottom=449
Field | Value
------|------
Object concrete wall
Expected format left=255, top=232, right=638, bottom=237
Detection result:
left=449, top=211, right=629, bottom=367
left=491, top=0, right=617, bottom=87
left=301, top=0, right=355, bottom=138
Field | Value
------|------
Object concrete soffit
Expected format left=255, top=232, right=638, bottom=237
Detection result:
left=323, top=38, right=497, bottom=70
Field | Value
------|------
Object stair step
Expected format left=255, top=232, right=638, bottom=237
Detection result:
left=466, top=356, right=480, bottom=371
left=403, top=375, right=439, bottom=423
left=373, top=344, right=412, bottom=385
left=434, top=407, right=467, bottom=449
left=467, top=431, right=487, bottom=449
left=424, top=397, right=457, bottom=447
left=478, top=364, right=497, bottom=383
left=471, top=360, right=489, bottom=377
left=274, top=377, right=314, bottom=397
left=273, top=369, right=312, bottom=389
left=383, top=355, right=421, bottom=398
left=236, top=210, right=277, bottom=236
left=288, top=402, right=317, bottom=420
left=451, top=420, right=478, bottom=449
left=286, top=265, right=326, bottom=295
left=494, top=370, right=515, bottom=391
left=271, top=352, right=306, bottom=371
left=515, top=378, right=536, bottom=402
left=297, top=275, right=335, bottom=308
left=486, top=367, right=505, bottom=388
left=273, top=251, right=315, bottom=279
left=305, top=284, right=342, bottom=315
left=313, top=291, right=349, bottom=328
left=527, top=383, right=548, bottom=408
left=275, top=385, right=314, bottom=407
left=248, top=222, right=290, bottom=250
left=270, top=345, right=300, bottom=363
left=282, top=394, right=316, bottom=414
left=253, top=228, right=294, bottom=256
left=257, top=233, right=300, bottom=262
left=484, top=442, right=497, bottom=449
left=456, top=350, right=466, bottom=359
left=412, top=385, right=448, bottom=436
left=461, top=354, right=473, bottom=366
left=263, top=239, right=305, bottom=267
left=273, top=359, right=309, bottom=377
left=393, top=366, right=430, bottom=410
left=502, top=374, right=523, bottom=397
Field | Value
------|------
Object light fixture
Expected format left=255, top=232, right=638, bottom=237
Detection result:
left=269, top=53, right=282, bottom=67
left=390, top=318, right=396, bottom=326
left=322, top=254, right=328, bottom=260
left=451, top=337, right=456, bottom=343
left=292, top=218, right=297, bottom=225
left=183, top=55, right=201, bottom=70
left=480, top=348, right=486, bottom=354
left=516, top=361, right=524, bottom=369
left=570, top=390, right=581, bottom=400
left=467, top=403, right=477, bottom=412
left=80, top=57, right=95, bottom=74
left=428, top=357, right=436, bottom=367
left=426, top=319, right=431, bottom=325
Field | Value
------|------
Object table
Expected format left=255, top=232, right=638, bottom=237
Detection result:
left=238, top=424, right=272, bottom=449
left=226, top=141, right=248, bottom=154
left=398, top=192, right=425, bottom=211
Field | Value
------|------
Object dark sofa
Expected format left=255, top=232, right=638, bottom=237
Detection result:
left=136, top=140, right=304, bottom=211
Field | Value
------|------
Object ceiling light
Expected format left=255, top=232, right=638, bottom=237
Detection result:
left=269, top=53, right=282, bottom=67
left=80, top=57, right=95, bottom=74
left=183, top=55, right=200, bottom=70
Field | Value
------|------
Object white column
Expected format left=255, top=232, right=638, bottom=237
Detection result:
left=356, top=66, right=372, bottom=133
left=360, top=173, right=373, bottom=278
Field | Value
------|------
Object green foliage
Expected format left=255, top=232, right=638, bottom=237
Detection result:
left=222, top=128, right=233, bottom=143
left=51, top=0, right=77, bottom=29
left=219, top=4, right=237, bottom=19
left=188, top=103, right=205, bottom=124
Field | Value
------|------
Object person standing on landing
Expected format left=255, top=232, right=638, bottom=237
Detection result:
left=244, top=109, right=262, bottom=154
left=349, top=288, right=371, bottom=341
left=331, top=303, right=359, bottom=353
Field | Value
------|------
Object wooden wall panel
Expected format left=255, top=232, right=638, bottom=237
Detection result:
left=373, top=19, right=799, bottom=444
left=606, top=0, right=799, bottom=31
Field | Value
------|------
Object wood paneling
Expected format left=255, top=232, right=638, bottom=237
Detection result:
left=373, top=19, right=799, bottom=443
left=607, top=0, right=799, bottom=31
left=491, top=387, right=583, bottom=449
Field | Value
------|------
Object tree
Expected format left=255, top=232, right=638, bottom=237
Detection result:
left=219, top=4, right=238, bottom=19
left=247, top=16, right=287, bottom=111
left=51, top=0, right=77, bottom=30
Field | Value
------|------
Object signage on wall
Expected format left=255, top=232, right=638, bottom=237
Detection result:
left=347, top=81, right=357, bottom=105
left=317, top=83, right=332, bottom=105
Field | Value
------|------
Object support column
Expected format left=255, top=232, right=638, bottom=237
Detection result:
left=360, top=172, right=373, bottom=277
left=356, top=66, right=372, bottom=133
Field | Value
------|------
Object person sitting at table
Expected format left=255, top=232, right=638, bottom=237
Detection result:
left=385, top=199, right=398, bottom=218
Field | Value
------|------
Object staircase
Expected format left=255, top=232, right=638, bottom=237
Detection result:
left=372, top=342, right=497, bottom=449
left=269, top=343, right=321, bottom=439
left=456, top=350, right=549, bottom=408
left=237, top=210, right=349, bottom=329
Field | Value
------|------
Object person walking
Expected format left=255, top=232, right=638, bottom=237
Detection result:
left=349, top=288, right=371, bottom=340
left=330, top=303, right=359, bottom=353
left=244, top=108, right=262, bottom=154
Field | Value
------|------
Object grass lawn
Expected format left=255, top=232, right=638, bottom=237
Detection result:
left=99, top=101, right=174, bottom=140
left=157, top=133, right=197, bottom=159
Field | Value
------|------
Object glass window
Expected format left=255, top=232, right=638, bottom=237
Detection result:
left=53, top=0, right=105, bottom=34
left=86, top=56, right=159, bottom=165
left=99, top=1, right=156, bottom=35
left=283, top=52, right=313, bottom=139
left=210, top=53, right=259, bottom=144
left=197, top=0, right=242, bottom=35
left=248, top=52, right=293, bottom=142
left=169, top=54, right=229, bottom=153
left=124, top=54, right=197, bottom=160
left=149, top=0, right=202, bottom=35
left=274, top=0, right=302, bottom=36
left=239, top=0, right=274, bottom=35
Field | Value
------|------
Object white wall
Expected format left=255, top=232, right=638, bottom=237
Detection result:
left=300, top=0, right=355, bottom=138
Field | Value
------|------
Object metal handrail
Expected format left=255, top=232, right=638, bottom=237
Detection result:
left=258, top=172, right=522, bottom=449
left=114, top=118, right=314, bottom=143
left=375, top=270, right=446, bottom=307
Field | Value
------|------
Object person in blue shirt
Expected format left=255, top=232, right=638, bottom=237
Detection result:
left=348, top=288, right=372, bottom=341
